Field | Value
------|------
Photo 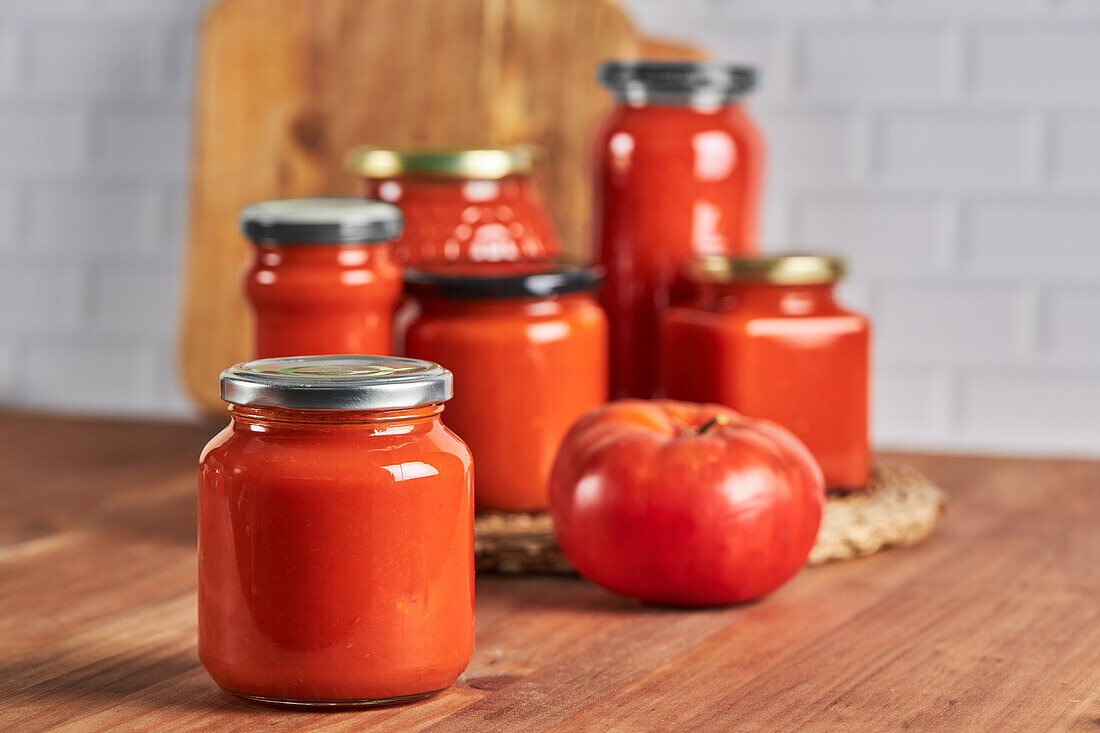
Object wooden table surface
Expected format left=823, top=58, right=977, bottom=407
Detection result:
left=2, top=412, right=1098, bottom=731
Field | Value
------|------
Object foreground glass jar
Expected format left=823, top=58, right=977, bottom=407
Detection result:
left=198, top=355, right=474, bottom=706
left=347, top=146, right=562, bottom=266
left=661, top=255, right=871, bottom=490
left=403, top=263, right=608, bottom=512
left=241, top=198, right=403, bottom=359
left=594, top=61, right=765, bottom=399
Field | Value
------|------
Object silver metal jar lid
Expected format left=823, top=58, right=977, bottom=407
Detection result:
left=240, top=198, right=404, bottom=245
left=597, top=61, right=758, bottom=107
left=220, top=355, right=453, bottom=410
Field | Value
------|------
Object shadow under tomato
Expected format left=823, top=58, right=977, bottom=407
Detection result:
left=475, top=573, right=756, bottom=615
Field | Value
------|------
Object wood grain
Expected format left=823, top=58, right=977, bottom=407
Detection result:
left=181, top=0, right=708, bottom=415
left=3, top=412, right=1098, bottom=730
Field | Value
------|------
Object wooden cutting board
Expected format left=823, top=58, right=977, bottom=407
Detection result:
left=179, top=0, right=706, bottom=414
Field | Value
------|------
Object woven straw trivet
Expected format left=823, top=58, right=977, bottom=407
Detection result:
left=474, top=463, right=946, bottom=574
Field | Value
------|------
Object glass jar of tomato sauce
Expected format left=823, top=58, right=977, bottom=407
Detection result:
left=241, top=198, right=403, bottom=359
left=198, top=355, right=474, bottom=706
left=594, top=61, right=764, bottom=399
left=347, top=145, right=562, bottom=266
left=661, top=255, right=871, bottom=490
left=403, top=263, right=607, bottom=512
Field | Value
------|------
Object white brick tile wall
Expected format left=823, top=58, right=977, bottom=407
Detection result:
left=26, top=25, right=166, bottom=99
left=18, top=338, right=159, bottom=414
left=0, top=184, right=16, bottom=253
left=873, top=364, right=950, bottom=446
left=1053, top=0, right=1100, bottom=15
left=26, top=183, right=161, bottom=256
left=0, top=340, right=15, bottom=396
left=798, top=27, right=958, bottom=101
left=92, top=105, right=190, bottom=178
left=974, top=27, right=1100, bottom=102
left=882, top=0, right=1045, bottom=15
left=758, top=109, right=870, bottom=189
left=712, top=0, right=876, bottom=19
left=0, top=26, right=18, bottom=93
left=1045, top=289, right=1100, bottom=361
left=0, top=0, right=1097, bottom=457
left=0, top=263, right=85, bottom=336
left=957, top=369, right=1100, bottom=452
left=0, top=106, right=86, bottom=175
left=96, top=0, right=208, bottom=18
left=1052, top=115, right=1100, bottom=188
left=880, top=113, right=1039, bottom=189
left=966, top=200, right=1100, bottom=278
left=87, top=262, right=180, bottom=338
left=873, top=281, right=1029, bottom=361
left=792, top=196, right=951, bottom=274
left=0, top=1, right=94, bottom=19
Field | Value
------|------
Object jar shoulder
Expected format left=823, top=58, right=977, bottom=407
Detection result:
left=667, top=300, right=870, bottom=333
left=594, top=105, right=755, bottom=146
left=199, top=421, right=471, bottom=482
left=410, top=297, right=607, bottom=335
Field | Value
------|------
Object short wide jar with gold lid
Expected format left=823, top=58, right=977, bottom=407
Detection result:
left=347, top=145, right=562, bottom=266
left=661, top=254, right=871, bottom=490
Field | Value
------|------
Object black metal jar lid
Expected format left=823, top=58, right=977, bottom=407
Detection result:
left=221, top=355, right=452, bottom=410
left=240, top=198, right=404, bottom=245
left=598, top=61, right=758, bottom=107
left=404, top=262, right=603, bottom=300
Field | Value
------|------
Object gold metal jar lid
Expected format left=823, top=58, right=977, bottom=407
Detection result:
left=346, top=145, right=535, bottom=180
left=685, top=254, right=846, bottom=285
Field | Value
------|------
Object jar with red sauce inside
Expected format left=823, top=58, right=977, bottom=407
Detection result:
left=593, top=61, right=765, bottom=399
left=403, top=263, right=608, bottom=512
left=198, top=355, right=474, bottom=706
left=661, top=255, right=871, bottom=490
left=347, top=146, right=562, bottom=266
left=241, top=198, right=403, bottom=359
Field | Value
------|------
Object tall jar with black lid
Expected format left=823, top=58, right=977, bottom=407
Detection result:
left=593, top=61, right=765, bottom=399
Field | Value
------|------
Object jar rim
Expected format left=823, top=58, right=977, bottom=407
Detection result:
left=220, top=355, right=452, bottom=410
left=240, top=197, right=403, bottom=245
left=346, top=145, right=535, bottom=180
left=404, top=262, right=603, bottom=300
left=686, top=254, right=846, bottom=286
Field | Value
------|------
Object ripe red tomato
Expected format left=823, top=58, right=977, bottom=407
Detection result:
left=549, top=399, right=825, bottom=607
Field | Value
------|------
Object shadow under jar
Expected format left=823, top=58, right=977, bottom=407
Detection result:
left=198, top=355, right=474, bottom=706
left=661, top=255, right=871, bottom=490
left=347, top=145, right=562, bottom=266
left=241, top=198, right=403, bottom=359
left=593, top=61, right=765, bottom=399
left=403, top=263, right=608, bottom=513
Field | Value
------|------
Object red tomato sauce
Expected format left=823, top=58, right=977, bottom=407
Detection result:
left=593, top=62, right=765, bottom=399
left=661, top=256, right=871, bottom=490
left=350, top=147, right=561, bottom=266
left=244, top=243, right=401, bottom=358
left=404, top=265, right=608, bottom=512
left=198, top=357, right=473, bottom=705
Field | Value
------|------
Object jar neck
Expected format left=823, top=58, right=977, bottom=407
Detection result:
left=413, top=292, right=588, bottom=318
left=614, top=98, right=744, bottom=116
left=228, top=403, right=444, bottom=433
left=249, top=242, right=396, bottom=267
left=697, top=281, right=839, bottom=313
